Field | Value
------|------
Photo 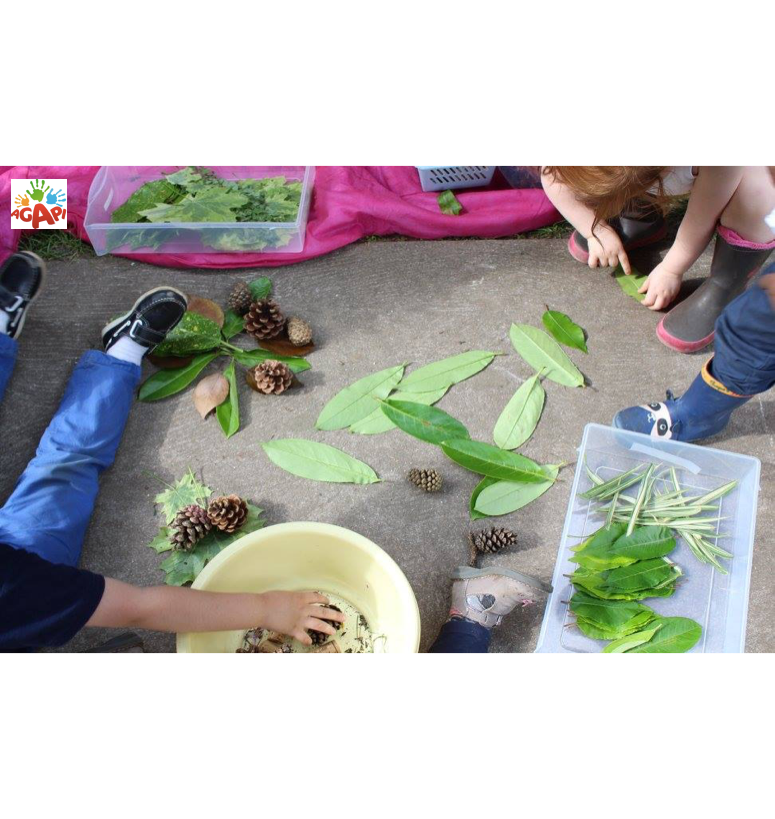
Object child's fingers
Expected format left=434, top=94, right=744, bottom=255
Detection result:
left=618, top=252, right=632, bottom=275
left=305, top=617, right=337, bottom=635
left=607, top=253, right=619, bottom=268
left=638, top=279, right=650, bottom=294
left=313, top=606, right=346, bottom=623
left=294, top=629, right=313, bottom=646
left=304, top=592, right=331, bottom=606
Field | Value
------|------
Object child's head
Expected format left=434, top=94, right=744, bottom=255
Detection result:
left=543, top=166, right=670, bottom=227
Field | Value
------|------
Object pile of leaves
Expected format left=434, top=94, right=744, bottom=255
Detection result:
left=148, top=470, right=265, bottom=585
left=107, top=166, right=303, bottom=252
left=139, top=276, right=310, bottom=438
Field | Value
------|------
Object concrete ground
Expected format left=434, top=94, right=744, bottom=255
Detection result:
left=2, top=237, right=773, bottom=652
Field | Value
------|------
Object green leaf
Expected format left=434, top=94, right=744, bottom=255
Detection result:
left=603, top=624, right=663, bottom=653
left=509, top=324, right=584, bottom=388
left=438, top=189, right=462, bottom=216
left=154, top=469, right=212, bottom=524
left=139, top=352, right=219, bottom=402
left=262, top=439, right=380, bottom=484
left=542, top=308, right=588, bottom=353
left=379, top=399, right=470, bottom=446
left=470, top=477, right=498, bottom=520
left=231, top=348, right=310, bottom=373
left=154, top=311, right=223, bottom=358
left=139, top=186, right=248, bottom=223
left=441, top=439, right=555, bottom=483
left=604, top=559, right=681, bottom=593
left=148, top=528, right=173, bottom=554
left=625, top=617, right=702, bottom=653
left=570, top=591, right=653, bottom=631
left=349, top=387, right=450, bottom=435
left=614, top=264, right=649, bottom=302
left=161, top=549, right=206, bottom=586
left=572, top=525, right=676, bottom=571
left=216, top=359, right=240, bottom=438
left=398, top=351, right=498, bottom=394
left=248, top=276, right=272, bottom=301
left=110, top=179, right=183, bottom=223
left=221, top=310, right=245, bottom=340
left=492, top=372, right=545, bottom=450
left=473, top=470, right=558, bottom=517
left=316, top=364, right=405, bottom=431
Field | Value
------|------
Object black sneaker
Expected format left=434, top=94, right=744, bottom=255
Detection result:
left=0, top=251, right=46, bottom=339
left=102, top=287, right=188, bottom=355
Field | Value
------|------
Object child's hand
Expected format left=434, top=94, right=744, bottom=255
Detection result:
left=256, top=590, right=346, bottom=645
left=587, top=226, right=631, bottom=273
left=639, top=262, right=683, bottom=310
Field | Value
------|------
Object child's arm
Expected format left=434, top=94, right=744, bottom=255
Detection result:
left=86, top=578, right=345, bottom=646
left=640, top=167, right=744, bottom=310
left=541, top=170, right=632, bottom=274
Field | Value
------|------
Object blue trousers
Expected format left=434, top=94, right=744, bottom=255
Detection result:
left=428, top=617, right=491, bottom=653
left=712, top=266, right=775, bottom=396
left=0, top=334, right=140, bottom=567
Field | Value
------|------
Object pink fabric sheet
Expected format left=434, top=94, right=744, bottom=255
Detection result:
left=1, top=166, right=560, bottom=269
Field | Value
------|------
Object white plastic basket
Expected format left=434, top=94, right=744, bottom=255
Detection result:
left=416, top=166, right=496, bottom=192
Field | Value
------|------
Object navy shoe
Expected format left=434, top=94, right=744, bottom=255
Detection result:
left=0, top=251, right=46, bottom=338
left=613, top=361, right=750, bottom=443
left=102, top=287, right=188, bottom=355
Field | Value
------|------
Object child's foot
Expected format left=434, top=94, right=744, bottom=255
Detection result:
left=613, top=362, right=751, bottom=443
left=448, top=566, right=552, bottom=629
left=102, top=287, right=188, bottom=366
left=0, top=252, right=45, bottom=338
left=568, top=211, right=667, bottom=264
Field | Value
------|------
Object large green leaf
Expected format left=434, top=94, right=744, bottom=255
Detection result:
left=316, top=364, right=405, bottom=431
left=492, top=372, right=545, bottom=450
left=261, top=439, right=380, bottom=484
left=625, top=617, right=702, bottom=653
left=575, top=611, right=656, bottom=641
left=349, top=387, right=449, bottom=435
left=570, top=591, right=653, bottom=631
left=604, top=559, right=681, bottom=592
left=542, top=308, right=588, bottom=353
left=140, top=186, right=248, bottom=223
left=572, top=525, right=675, bottom=571
left=154, top=311, right=223, bottom=358
left=509, top=324, right=584, bottom=388
left=603, top=623, right=663, bottom=653
left=216, top=359, right=240, bottom=438
left=398, top=351, right=498, bottom=394
left=379, top=399, right=470, bottom=446
left=139, top=352, right=219, bottom=402
left=441, top=439, right=554, bottom=483
left=154, top=469, right=212, bottom=524
left=111, top=179, right=183, bottom=223
left=473, top=470, right=558, bottom=517
left=614, top=264, right=649, bottom=302
left=231, top=348, right=310, bottom=373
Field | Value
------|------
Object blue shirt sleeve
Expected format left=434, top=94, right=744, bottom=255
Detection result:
left=0, top=542, right=105, bottom=652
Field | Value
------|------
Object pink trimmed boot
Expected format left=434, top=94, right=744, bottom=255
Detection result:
left=657, top=226, right=775, bottom=353
left=568, top=202, right=667, bottom=263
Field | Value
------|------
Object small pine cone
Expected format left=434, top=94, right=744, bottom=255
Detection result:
left=245, top=298, right=285, bottom=340
left=251, top=360, right=293, bottom=395
left=207, top=494, right=248, bottom=533
left=408, top=468, right=443, bottom=493
left=170, top=504, right=212, bottom=551
left=308, top=605, right=343, bottom=646
left=468, top=528, right=517, bottom=565
left=227, top=282, right=253, bottom=316
left=286, top=316, right=313, bottom=347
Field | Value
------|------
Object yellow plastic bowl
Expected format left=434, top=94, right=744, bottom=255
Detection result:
left=176, top=522, right=421, bottom=653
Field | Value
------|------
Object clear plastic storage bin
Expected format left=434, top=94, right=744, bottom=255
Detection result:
left=85, top=166, right=314, bottom=255
left=416, top=166, right=496, bottom=192
left=536, top=424, right=760, bottom=653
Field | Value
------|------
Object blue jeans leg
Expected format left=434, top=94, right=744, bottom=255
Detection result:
left=0, top=333, right=17, bottom=404
left=0, top=350, right=141, bottom=567
left=428, top=617, right=492, bottom=653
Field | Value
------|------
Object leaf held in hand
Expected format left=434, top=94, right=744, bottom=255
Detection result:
left=316, top=364, right=405, bottom=431
left=441, top=439, right=555, bottom=483
left=379, top=399, right=470, bottom=446
left=139, top=352, right=219, bottom=402
left=614, top=264, right=649, bottom=302
left=509, top=324, right=584, bottom=388
left=216, top=359, right=240, bottom=438
left=542, top=308, right=588, bottom=353
left=493, top=372, right=545, bottom=450
left=193, top=372, right=229, bottom=419
left=438, top=190, right=462, bottom=216
left=261, top=439, right=380, bottom=484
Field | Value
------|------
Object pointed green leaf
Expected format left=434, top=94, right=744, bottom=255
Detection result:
left=139, top=352, right=219, bottom=402
left=473, top=469, right=558, bottom=517
left=492, top=373, right=545, bottom=450
left=349, top=387, right=449, bottom=435
left=316, top=364, right=405, bottom=431
left=216, top=359, right=240, bottom=438
left=470, top=477, right=498, bottom=520
left=625, top=617, right=702, bottom=653
left=509, top=324, right=584, bottom=388
left=398, top=351, right=498, bottom=394
left=604, top=559, right=680, bottom=592
left=614, top=264, right=649, bottom=302
left=542, top=308, right=588, bottom=353
left=379, top=399, right=470, bottom=446
left=261, top=439, right=380, bottom=484
left=603, top=623, right=663, bottom=653
left=231, top=348, right=310, bottom=373
left=221, top=309, right=245, bottom=340
left=438, top=189, right=462, bottom=216
left=441, top=439, right=555, bottom=483
left=570, top=591, right=653, bottom=630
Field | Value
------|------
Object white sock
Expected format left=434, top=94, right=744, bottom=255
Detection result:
left=0, top=312, right=9, bottom=335
left=107, top=335, right=147, bottom=366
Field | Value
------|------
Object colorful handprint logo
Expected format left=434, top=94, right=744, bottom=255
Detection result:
left=10, top=178, right=68, bottom=230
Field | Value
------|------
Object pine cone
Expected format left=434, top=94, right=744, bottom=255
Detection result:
left=227, top=282, right=253, bottom=316
left=245, top=298, right=285, bottom=340
left=250, top=360, right=293, bottom=394
left=207, top=494, right=249, bottom=533
left=286, top=316, right=313, bottom=347
left=468, top=527, right=518, bottom=566
left=169, top=504, right=212, bottom=551
left=408, top=468, right=443, bottom=493
left=308, top=605, right=343, bottom=646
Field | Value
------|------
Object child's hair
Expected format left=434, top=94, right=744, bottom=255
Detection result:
left=542, top=166, right=671, bottom=231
